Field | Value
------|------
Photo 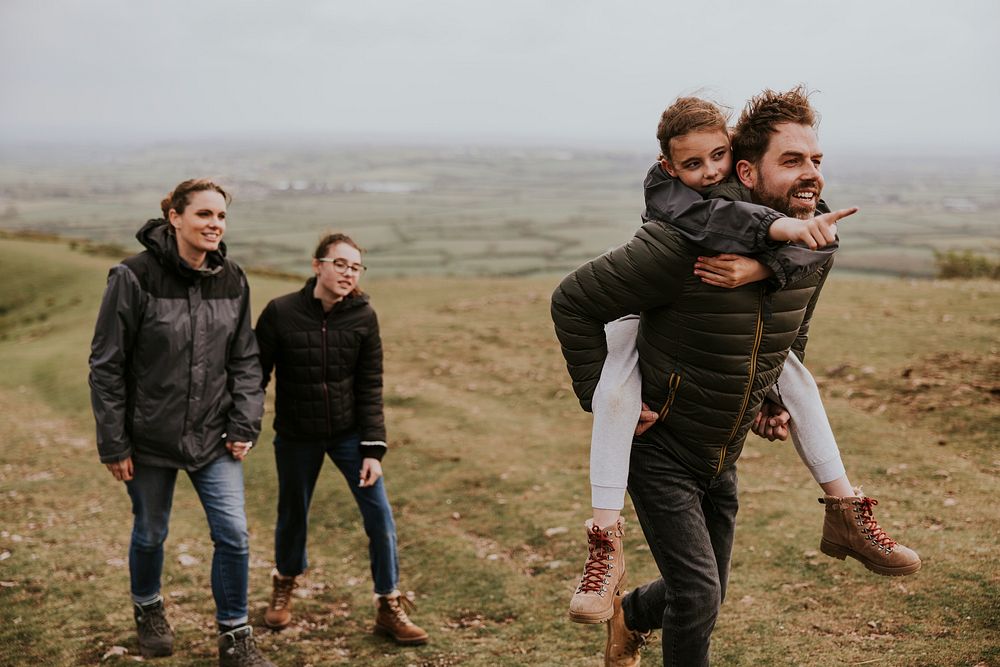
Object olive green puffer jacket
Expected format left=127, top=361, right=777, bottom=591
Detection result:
left=551, top=221, right=832, bottom=479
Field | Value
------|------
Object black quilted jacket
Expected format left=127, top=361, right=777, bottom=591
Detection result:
left=551, top=220, right=833, bottom=480
left=255, top=278, right=387, bottom=460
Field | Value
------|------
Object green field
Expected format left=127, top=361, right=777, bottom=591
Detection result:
left=1, top=145, right=998, bottom=280
left=0, top=236, right=997, bottom=666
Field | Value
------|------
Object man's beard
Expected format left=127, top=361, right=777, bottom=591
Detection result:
left=753, top=172, right=821, bottom=220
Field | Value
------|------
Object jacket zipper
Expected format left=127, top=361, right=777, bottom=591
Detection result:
left=658, top=371, right=682, bottom=422
left=321, top=317, right=332, bottom=436
left=717, top=286, right=766, bottom=475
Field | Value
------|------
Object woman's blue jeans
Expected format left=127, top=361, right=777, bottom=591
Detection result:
left=125, top=454, right=250, bottom=625
left=273, top=433, right=399, bottom=595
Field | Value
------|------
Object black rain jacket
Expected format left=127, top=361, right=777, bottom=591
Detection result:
left=89, top=219, right=264, bottom=470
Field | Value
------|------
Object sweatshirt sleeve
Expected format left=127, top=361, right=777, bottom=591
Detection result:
left=551, top=223, right=688, bottom=411
left=88, top=265, right=143, bottom=463
left=224, top=274, right=264, bottom=443
left=355, top=308, right=388, bottom=461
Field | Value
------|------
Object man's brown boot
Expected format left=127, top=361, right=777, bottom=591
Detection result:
left=605, top=591, right=649, bottom=667
left=374, top=592, right=429, bottom=645
left=819, top=494, right=921, bottom=576
left=264, top=569, right=297, bottom=629
left=569, top=517, right=626, bottom=623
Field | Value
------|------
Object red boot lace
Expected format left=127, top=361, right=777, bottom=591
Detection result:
left=577, top=525, right=615, bottom=593
left=856, top=497, right=897, bottom=549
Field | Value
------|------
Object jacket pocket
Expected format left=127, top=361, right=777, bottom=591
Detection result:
left=657, top=371, right=682, bottom=423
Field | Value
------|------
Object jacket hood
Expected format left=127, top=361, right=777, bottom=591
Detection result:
left=299, top=276, right=370, bottom=312
left=136, top=219, right=227, bottom=279
left=643, top=163, right=755, bottom=223
left=642, top=162, right=675, bottom=223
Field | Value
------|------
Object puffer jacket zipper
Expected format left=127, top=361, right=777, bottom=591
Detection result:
left=658, top=371, right=682, bottom=422
left=321, top=315, right=332, bottom=436
left=717, top=285, right=766, bottom=475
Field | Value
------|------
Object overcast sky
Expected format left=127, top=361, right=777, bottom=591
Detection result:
left=1, top=0, right=997, bottom=154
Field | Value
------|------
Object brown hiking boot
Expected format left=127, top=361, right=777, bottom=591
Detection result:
left=569, top=517, right=626, bottom=623
left=264, top=569, right=297, bottom=629
left=133, top=598, right=174, bottom=658
left=218, top=625, right=275, bottom=667
left=819, top=494, right=921, bottom=576
left=605, top=591, right=649, bottom=667
left=374, top=592, right=429, bottom=645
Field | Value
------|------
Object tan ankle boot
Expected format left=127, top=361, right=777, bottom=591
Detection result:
left=374, top=592, right=429, bottom=645
left=605, top=591, right=649, bottom=667
left=819, top=494, right=921, bottom=576
left=264, top=569, right=297, bottom=629
left=569, top=517, right=626, bottom=624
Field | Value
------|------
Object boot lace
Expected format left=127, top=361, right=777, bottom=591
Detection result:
left=577, top=525, right=616, bottom=594
left=855, top=497, right=897, bottom=550
left=138, top=606, right=171, bottom=638
left=623, top=627, right=650, bottom=655
left=222, top=628, right=272, bottom=667
left=270, top=576, right=296, bottom=611
left=385, top=595, right=417, bottom=625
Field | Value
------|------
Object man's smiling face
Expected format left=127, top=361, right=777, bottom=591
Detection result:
left=741, top=122, right=824, bottom=220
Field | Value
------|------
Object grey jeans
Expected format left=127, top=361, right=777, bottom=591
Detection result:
left=623, top=441, right=739, bottom=667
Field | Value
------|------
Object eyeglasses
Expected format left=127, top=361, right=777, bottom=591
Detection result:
left=317, top=257, right=367, bottom=275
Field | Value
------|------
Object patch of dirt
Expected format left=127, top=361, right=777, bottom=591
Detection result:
left=816, top=351, right=1000, bottom=415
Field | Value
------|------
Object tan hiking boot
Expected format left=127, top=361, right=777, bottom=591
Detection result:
left=264, top=569, right=297, bottom=629
left=819, top=494, right=921, bottom=576
left=605, top=591, right=649, bottom=667
left=569, top=517, right=626, bottom=623
left=374, top=592, right=429, bottom=645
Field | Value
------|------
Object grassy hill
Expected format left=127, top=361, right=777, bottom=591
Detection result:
left=0, top=237, right=997, bottom=666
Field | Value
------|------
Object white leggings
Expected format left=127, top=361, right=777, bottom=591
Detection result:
left=590, top=316, right=846, bottom=510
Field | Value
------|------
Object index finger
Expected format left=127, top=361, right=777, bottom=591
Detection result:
left=828, top=207, right=859, bottom=223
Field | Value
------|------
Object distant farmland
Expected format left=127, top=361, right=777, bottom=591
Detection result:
left=1, top=143, right=997, bottom=278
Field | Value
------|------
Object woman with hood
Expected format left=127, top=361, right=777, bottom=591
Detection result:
left=89, top=179, right=272, bottom=667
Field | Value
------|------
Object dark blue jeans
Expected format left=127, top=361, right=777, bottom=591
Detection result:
left=126, top=455, right=250, bottom=625
left=622, top=441, right=739, bottom=667
left=273, top=433, right=399, bottom=595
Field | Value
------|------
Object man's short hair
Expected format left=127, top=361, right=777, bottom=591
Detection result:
left=731, top=86, right=819, bottom=164
left=656, top=97, right=731, bottom=161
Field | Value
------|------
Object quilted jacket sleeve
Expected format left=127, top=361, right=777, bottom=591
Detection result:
left=790, top=255, right=835, bottom=363
left=356, top=308, right=387, bottom=460
left=551, top=223, right=689, bottom=411
left=254, top=299, right=278, bottom=391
